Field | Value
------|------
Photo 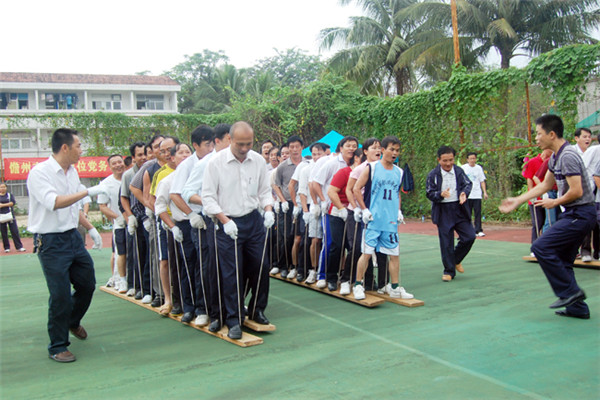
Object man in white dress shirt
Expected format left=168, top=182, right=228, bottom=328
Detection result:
left=27, top=128, right=105, bottom=363
left=202, top=121, right=274, bottom=339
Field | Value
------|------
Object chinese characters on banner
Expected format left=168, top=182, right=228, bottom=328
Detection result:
left=3, top=157, right=113, bottom=180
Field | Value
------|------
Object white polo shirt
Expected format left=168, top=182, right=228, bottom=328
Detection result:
left=27, top=156, right=81, bottom=234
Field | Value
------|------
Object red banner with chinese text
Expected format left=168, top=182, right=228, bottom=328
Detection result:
left=3, top=157, right=113, bottom=180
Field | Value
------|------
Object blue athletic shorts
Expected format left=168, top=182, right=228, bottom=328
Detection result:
left=363, top=228, right=399, bottom=256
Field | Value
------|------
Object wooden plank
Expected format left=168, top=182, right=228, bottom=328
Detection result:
left=244, top=317, right=276, bottom=332
left=522, top=256, right=600, bottom=270
left=99, top=286, right=263, bottom=347
left=367, top=291, right=425, bottom=307
left=269, top=273, right=385, bottom=308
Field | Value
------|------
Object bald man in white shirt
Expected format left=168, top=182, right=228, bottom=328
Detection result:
left=202, top=122, right=274, bottom=339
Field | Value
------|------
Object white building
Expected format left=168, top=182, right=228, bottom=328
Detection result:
left=0, top=72, right=180, bottom=200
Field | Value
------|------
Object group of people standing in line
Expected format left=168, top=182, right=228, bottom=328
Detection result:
left=25, top=113, right=593, bottom=363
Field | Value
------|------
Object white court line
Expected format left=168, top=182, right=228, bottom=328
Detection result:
left=271, top=294, right=549, bottom=400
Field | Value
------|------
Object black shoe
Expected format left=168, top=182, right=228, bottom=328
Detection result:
left=327, top=282, right=337, bottom=291
left=134, top=291, right=143, bottom=300
left=549, top=290, right=586, bottom=309
left=171, top=304, right=183, bottom=315
left=151, top=296, right=163, bottom=308
left=280, top=269, right=288, bottom=278
left=181, top=312, right=194, bottom=323
left=296, top=273, right=304, bottom=282
left=251, top=310, right=270, bottom=325
left=208, top=319, right=222, bottom=332
left=555, top=310, right=590, bottom=319
left=227, top=324, right=242, bottom=340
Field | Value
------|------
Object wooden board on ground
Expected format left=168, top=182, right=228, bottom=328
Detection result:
left=367, top=291, right=425, bottom=307
left=244, top=317, right=276, bottom=332
left=270, top=273, right=385, bottom=308
left=99, top=286, right=263, bottom=347
left=522, top=255, right=600, bottom=270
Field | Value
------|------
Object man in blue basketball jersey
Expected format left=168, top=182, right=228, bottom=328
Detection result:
left=352, top=136, right=414, bottom=300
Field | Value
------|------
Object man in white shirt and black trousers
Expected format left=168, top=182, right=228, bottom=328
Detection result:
left=27, top=128, right=105, bottom=363
left=202, top=121, right=275, bottom=339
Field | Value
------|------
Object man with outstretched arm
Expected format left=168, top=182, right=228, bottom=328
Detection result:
left=27, top=128, right=106, bottom=363
left=500, top=115, right=594, bottom=319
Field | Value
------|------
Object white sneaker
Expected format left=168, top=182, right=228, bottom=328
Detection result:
left=340, top=281, right=351, bottom=295
left=17, top=248, right=26, bottom=252
left=387, top=284, right=414, bottom=299
left=530, top=252, right=535, bottom=258
left=126, top=288, right=136, bottom=297
left=141, top=294, right=152, bottom=304
left=4, top=249, right=9, bottom=253
left=316, top=279, right=327, bottom=289
left=118, top=279, right=128, bottom=294
left=477, top=232, right=486, bottom=237
left=106, top=276, right=115, bottom=288
left=287, top=268, right=297, bottom=279
left=353, top=284, right=366, bottom=300
left=194, top=314, right=209, bottom=327
left=306, top=270, right=317, bottom=284
left=377, top=287, right=386, bottom=294
left=269, top=267, right=280, bottom=275
left=582, top=255, right=593, bottom=262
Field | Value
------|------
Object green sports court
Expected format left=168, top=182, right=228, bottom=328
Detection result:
left=1, top=232, right=598, bottom=399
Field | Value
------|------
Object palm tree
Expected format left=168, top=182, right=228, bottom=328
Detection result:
left=404, top=0, right=599, bottom=69
left=319, top=0, right=421, bottom=96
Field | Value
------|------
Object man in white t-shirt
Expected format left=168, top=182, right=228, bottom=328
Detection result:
left=98, top=154, right=127, bottom=292
left=461, top=152, right=488, bottom=237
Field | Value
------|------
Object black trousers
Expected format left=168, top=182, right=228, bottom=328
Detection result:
left=436, top=202, right=476, bottom=277
left=128, top=224, right=148, bottom=293
left=532, top=205, right=595, bottom=315
left=38, top=229, right=95, bottom=355
left=277, top=201, right=294, bottom=272
left=216, top=211, right=269, bottom=328
left=175, top=220, right=204, bottom=315
left=206, top=218, right=224, bottom=322
left=467, top=198, right=483, bottom=233
left=1, top=219, right=23, bottom=250
left=529, top=204, right=546, bottom=245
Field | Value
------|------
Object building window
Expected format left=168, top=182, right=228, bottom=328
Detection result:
left=1, top=133, right=34, bottom=151
left=136, top=94, right=164, bottom=110
left=42, top=93, right=78, bottom=110
left=91, top=94, right=122, bottom=110
left=0, top=93, right=29, bottom=110
left=4, top=180, right=28, bottom=197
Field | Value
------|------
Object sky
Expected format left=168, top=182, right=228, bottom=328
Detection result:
left=3, top=0, right=362, bottom=75
left=4, top=1, right=597, bottom=76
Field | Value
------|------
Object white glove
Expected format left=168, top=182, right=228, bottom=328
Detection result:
left=331, top=206, right=348, bottom=221
left=292, top=205, right=302, bottom=219
left=161, top=220, right=171, bottom=232
left=127, top=215, right=138, bottom=235
left=398, top=209, right=405, bottom=224
left=321, top=202, right=328, bottom=217
left=224, top=220, right=238, bottom=240
left=114, top=215, right=126, bottom=229
left=264, top=211, right=275, bottom=229
left=145, top=207, right=154, bottom=219
left=172, top=226, right=183, bottom=242
left=354, top=208, right=362, bottom=223
left=143, top=218, right=153, bottom=232
left=303, top=211, right=311, bottom=225
left=86, top=184, right=105, bottom=197
left=311, top=203, right=321, bottom=219
left=281, top=201, right=289, bottom=213
left=273, top=201, right=280, bottom=213
left=362, top=208, right=373, bottom=225
left=89, top=228, right=102, bottom=249
left=188, top=212, right=206, bottom=230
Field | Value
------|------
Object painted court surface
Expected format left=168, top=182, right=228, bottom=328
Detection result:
left=1, top=226, right=598, bottom=399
